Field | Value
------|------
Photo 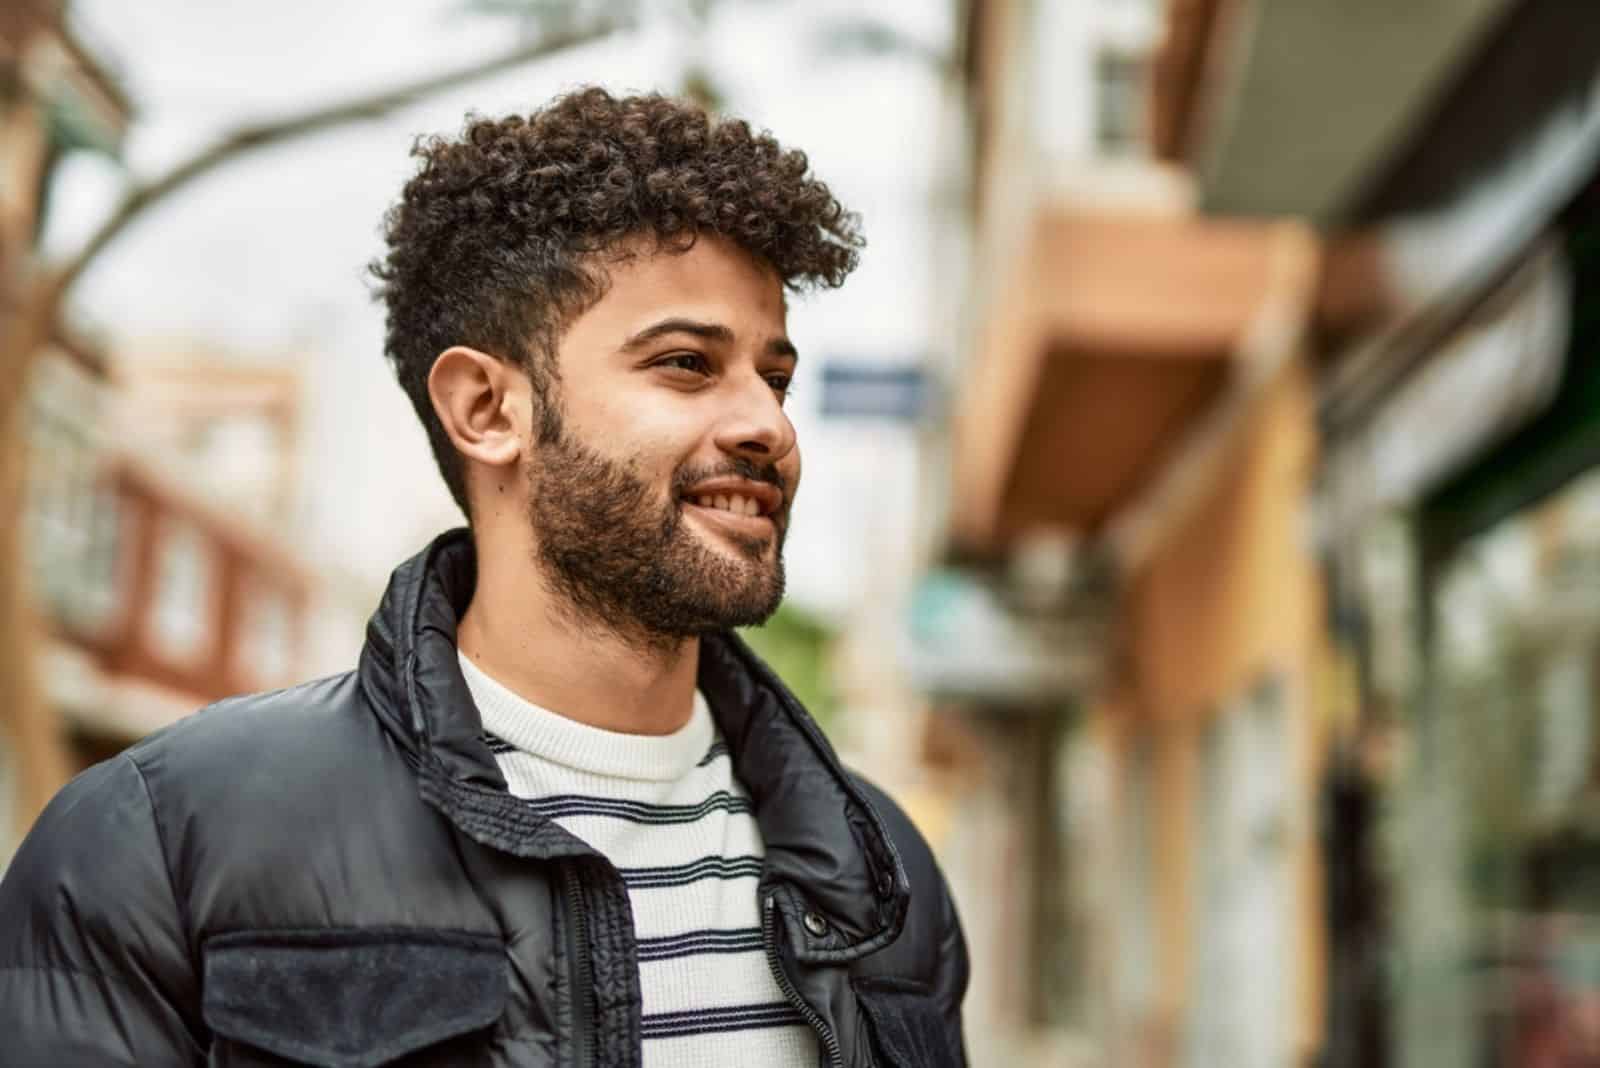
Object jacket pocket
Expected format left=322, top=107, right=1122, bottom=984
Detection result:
left=202, top=928, right=507, bottom=1067
left=854, top=978, right=963, bottom=1068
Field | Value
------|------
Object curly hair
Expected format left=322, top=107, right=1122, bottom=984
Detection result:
left=370, top=87, right=864, bottom=518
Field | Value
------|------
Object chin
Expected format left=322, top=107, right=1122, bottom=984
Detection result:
left=703, top=571, right=786, bottom=630
left=709, top=599, right=783, bottom=632
left=696, top=527, right=776, bottom=565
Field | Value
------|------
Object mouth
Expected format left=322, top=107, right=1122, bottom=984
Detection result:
left=679, top=479, right=783, bottom=538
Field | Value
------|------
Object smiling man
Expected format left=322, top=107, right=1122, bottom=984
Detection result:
left=0, top=89, right=969, bottom=1067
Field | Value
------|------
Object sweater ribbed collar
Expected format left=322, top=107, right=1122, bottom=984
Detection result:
left=458, top=652, right=714, bottom=783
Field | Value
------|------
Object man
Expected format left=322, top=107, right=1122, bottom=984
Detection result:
left=0, top=88, right=968, bottom=1067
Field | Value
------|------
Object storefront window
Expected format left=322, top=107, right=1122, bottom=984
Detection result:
left=1112, top=735, right=1158, bottom=1047
left=1360, top=206, right=1600, bottom=1068
left=1187, top=677, right=1294, bottom=1068
left=1424, top=463, right=1600, bottom=1065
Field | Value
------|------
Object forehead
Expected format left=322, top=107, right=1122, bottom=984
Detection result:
left=579, top=235, right=788, bottom=341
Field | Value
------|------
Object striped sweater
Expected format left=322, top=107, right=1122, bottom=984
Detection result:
left=459, top=654, right=817, bottom=1068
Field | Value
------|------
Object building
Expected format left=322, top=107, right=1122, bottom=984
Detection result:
left=10, top=333, right=337, bottom=860
left=29, top=344, right=319, bottom=749
left=1160, top=1, right=1600, bottom=1065
left=918, top=0, right=1600, bottom=1065
left=902, top=0, right=1381, bottom=1064
left=0, top=0, right=129, bottom=854
left=0, top=6, right=360, bottom=860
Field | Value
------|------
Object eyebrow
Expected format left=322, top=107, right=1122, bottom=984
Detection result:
left=620, top=317, right=798, bottom=360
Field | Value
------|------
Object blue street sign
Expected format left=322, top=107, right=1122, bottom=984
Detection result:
left=819, top=362, right=937, bottom=422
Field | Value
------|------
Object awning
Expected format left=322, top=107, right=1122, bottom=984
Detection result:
left=1320, top=237, right=1571, bottom=537
left=1156, top=0, right=1518, bottom=222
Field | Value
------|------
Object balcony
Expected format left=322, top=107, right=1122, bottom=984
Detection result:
left=25, top=351, right=310, bottom=761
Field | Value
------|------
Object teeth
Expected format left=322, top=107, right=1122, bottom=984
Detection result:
left=689, top=491, right=765, bottom=517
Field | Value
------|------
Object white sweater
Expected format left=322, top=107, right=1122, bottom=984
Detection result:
left=459, top=654, right=817, bottom=1068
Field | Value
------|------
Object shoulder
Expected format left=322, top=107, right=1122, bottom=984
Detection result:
left=847, top=773, right=966, bottom=977
left=102, top=671, right=466, bottom=933
left=124, top=670, right=375, bottom=800
left=3, top=753, right=163, bottom=900
left=848, top=774, right=948, bottom=909
left=0, top=753, right=206, bottom=1060
left=847, top=773, right=970, bottom=1060
left=4, top=671, right=378, bottom=901
left=115, top=671, right=424, bottom=890
left=122, top=667, right=428, bottom=824
left=0, top=752, right=183, bottom=974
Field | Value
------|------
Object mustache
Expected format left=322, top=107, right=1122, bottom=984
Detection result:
left=673, top=457, right=789, bottom=501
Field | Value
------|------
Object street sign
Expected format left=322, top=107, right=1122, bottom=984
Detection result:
left=819, top=362, right=937, bottom=422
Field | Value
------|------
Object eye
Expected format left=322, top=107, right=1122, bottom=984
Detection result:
left=764, top=373, right=794, bottom=400
left=656, top=352, right=712, bottom=375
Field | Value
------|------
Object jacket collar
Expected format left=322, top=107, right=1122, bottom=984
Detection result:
left=358, top=528, right=909, bottom=960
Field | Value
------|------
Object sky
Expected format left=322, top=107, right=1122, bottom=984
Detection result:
left=50, top=0, right=962, bottom=621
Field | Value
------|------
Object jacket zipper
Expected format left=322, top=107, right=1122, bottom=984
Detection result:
left=564, top=866, right=596, bottom=1068
left=763, top=893, right=844, bottom=1068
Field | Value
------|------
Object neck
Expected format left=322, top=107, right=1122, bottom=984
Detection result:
left=458, top=527, right=701, bottom=736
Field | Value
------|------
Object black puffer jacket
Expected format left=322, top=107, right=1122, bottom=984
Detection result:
left=0, top=530, right=968, bottom=1067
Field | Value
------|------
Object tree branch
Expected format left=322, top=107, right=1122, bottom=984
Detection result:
left=46, top=16, right=624, bottom=305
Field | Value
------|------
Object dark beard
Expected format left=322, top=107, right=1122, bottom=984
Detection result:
left=526, top=404, right=789, bottom=651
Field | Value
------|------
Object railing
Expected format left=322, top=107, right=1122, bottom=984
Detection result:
left=25, top=353, right=309, bottom=730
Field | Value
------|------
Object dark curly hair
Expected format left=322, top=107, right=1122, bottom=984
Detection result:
left=370, top=86, right=864, bottom=518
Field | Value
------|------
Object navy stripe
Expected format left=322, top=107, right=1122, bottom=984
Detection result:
left=641, top=1001, right=806, bottom=1040
left=620, top=855, right=765, bottom=889
left=521, top=790, right=752, bottom=824
left=696, top=740, right=730, bottom=767
left=636, top=927, right=765, bottom=962
left=481, top=732, right=517, bottom=755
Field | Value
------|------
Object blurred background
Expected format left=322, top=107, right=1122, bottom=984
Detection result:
left=5, top=0, right=1600, bottom=1064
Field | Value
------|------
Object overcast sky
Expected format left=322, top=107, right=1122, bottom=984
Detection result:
left=51, top=0, right=959, bottom=620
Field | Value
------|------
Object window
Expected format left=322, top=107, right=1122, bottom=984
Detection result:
left=1094, top=49, right=1149, bottom=156
left=1113, top=735, right=1158, bottom=1030
left=24, top=353, right=121, bottom=633
left=149, top=522, right=214, bottom=664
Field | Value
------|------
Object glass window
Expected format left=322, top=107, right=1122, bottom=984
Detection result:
left=1113, top=735, right=1158, bottom=1033
left=149, top=522, right=213, bottom=664
left=1424, top=463, right=1600, bottom=1065
left=1094, top=49, right=1148, bottom=156
left=23, top=353, right=119, bottom=633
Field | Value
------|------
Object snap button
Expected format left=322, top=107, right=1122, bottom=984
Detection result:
left=802, top=910, right=828, bottom=938
left=876, top=870, right=895, bottom=898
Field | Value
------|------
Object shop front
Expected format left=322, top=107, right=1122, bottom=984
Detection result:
left=1320, top=159, right=1600, bottom=1068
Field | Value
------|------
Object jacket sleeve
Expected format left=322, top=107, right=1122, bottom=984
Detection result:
left=932, top=862, right=971, bottom=1064
left=0, top=753, right=204, bottom=1066
left=852, top=775, right=971, bottom=1065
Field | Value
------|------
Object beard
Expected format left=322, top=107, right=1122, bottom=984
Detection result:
left=525, top=402, right=789, bottom=649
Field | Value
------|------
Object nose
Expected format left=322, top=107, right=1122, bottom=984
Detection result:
left=712, top=370, right=797, bottom=464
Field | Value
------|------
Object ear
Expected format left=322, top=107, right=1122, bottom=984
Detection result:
left=427, top=346, right=526, bottom=479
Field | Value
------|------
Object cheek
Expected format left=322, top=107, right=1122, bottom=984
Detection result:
left=782, top=451, right=802, bottom=501
left=572, top=400, right=696, bottom=465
